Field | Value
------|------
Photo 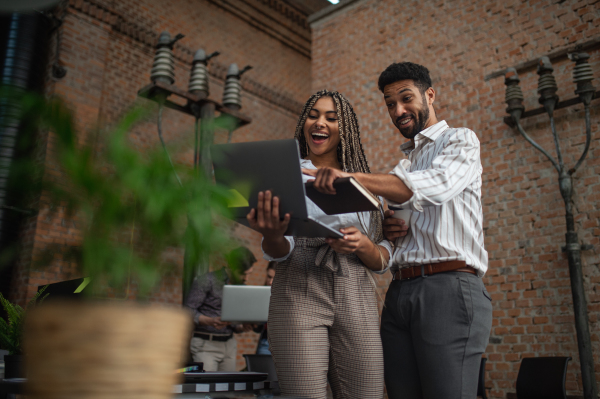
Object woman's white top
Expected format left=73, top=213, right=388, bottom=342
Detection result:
left=261, top=159, right=392, bottom=274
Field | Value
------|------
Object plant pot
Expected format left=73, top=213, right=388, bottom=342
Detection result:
left=3, top=354, right=24, bottom=379
left=23, top=301, right=191, bottom=399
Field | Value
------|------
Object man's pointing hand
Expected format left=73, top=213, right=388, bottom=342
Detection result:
left=302, top=167, right=351, bottom=195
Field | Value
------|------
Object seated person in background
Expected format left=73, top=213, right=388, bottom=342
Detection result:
left=254, top=261, right=276, bottom=355
left=184, top=246, right=256, bottom=371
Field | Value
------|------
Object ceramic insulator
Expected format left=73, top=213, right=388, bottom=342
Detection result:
left=222, top=77, right=241, bottom=109
left=150, top=47, right=175, bottom=84
left=505, top=84, right=524, bottom=103
left=573, top=60, right=594, bottom=85
left=188, top=62, right=209, bottom=94
left=537, top=73, right=557, bottom=93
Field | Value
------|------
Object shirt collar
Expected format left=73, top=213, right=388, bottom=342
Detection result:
left=417, top=120, right=449, bottom=142
left=401, top=120, right=449, bottom=154
left=400, top=140, right=415, bottom=155
left=300, top=158, right=316, bottom=169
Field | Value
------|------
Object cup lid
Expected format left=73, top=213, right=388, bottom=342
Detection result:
left=388, top=205, right=404, bottom=210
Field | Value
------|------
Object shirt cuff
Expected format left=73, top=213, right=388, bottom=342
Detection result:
left=371, top=240, right=393, bottom=275
left=192, top=311, right=203, bottom=326
left=261, top=236, right=294, bottom=261
left=388, top=160, right=424, bottom=212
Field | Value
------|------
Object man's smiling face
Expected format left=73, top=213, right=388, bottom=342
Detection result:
left=383, top=80, right=434, bottom=140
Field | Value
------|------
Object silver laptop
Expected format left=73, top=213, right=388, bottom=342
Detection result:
left=211, top=139, right=343, bottom=238
left=220, top=285, right=271, bottom=323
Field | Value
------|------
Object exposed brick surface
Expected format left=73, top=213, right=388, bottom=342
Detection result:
left=311, top=0, right=599, bottom=397
left=9, top=0, right=313, bottom=372
left=9, top=0, right=600, bottom=389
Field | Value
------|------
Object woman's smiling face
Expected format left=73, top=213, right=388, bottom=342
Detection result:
left=303, top=96, right=341, bottom=160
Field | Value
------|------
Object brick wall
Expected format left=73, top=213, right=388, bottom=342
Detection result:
left=310, top=0, right=599, bottom=397
left=9, top=0, right=316, bottom=371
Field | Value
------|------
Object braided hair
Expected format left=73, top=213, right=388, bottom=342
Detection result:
left=293, top=90, right=383, bottom=244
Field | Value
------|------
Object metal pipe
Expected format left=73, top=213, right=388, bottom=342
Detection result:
left=182, top=102, right=215, bottom=300
left=558, top=167, right=597, bottom=399
left=193, top=117, right=199, bottom=170
left=505, top=60, right=598, bottom=399
left=0, top=12, right=52, bottom=294
left=514, top=120, right=560, bottom=172
left=199, top=103, right=215, bottom=179
left=514, top=114, right=598, bottom=399
left=156, top=103, right=182, bottom=188
left=548, top=116, right=564, bottom=170
left=198, top=102, right=215, bottom=281
left=570, top=106, right=591, bottom=175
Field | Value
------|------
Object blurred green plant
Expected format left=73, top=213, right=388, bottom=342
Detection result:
left=7, top=90, right=233, bottom=297
left=0, top=286, right=47, bottom=355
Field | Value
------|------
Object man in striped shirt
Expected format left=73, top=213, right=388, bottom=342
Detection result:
left=304, top=62, right=492, bottom=399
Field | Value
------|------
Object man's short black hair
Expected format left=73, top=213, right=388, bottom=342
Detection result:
left=378, top=62, right=432, bottom=94
left=267, top=261, right=277, bottom=271
left=226, top=246, right=257, bottom=271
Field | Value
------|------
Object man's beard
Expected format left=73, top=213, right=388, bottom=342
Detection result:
left=396, top=99, right=430, bottom=139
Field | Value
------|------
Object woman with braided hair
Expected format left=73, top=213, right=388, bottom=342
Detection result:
left=246, top=90, right=391, bottom=399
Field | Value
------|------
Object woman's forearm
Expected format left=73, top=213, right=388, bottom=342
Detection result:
left=262, top=235, right=290, bottom=259
left=356, top=240, right=390, bottom=272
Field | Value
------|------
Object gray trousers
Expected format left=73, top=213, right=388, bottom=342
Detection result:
left=381, top=271, right=493, bottom=399
left=190, top=336, right=237, bottom=371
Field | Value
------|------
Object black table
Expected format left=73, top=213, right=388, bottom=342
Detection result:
left=0, top=379, right=23, bottom=399
left=1, top=378, right=299, bottom=398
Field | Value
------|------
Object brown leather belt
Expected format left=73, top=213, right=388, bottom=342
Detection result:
left=194, top=332, right=232, bottom=342
left=393, top=261, right=476, bottom=281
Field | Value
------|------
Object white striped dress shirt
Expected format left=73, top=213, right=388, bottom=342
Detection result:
left=386, top=120, right=488, bottom=276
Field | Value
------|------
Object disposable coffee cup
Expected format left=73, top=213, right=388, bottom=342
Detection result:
left=388, top=205, right=411, bottom=224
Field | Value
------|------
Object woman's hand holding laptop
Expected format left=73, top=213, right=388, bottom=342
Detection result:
left=246, top=190, right=291, bottom=259
left=246, top=190, right=291, bottom=237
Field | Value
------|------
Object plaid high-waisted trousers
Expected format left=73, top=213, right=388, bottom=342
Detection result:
left=268, top=238, right=384, bottom=399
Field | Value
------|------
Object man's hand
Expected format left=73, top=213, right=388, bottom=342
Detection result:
left=247, top=191, right=290, bottom=240
left=383, top=209, right=409, bottom=241
left=326, top=227, right=369, bottom=254
left=236, top=324, right=254, bottom=333
left=302, top=167, right=351, bottom=195
left=199, top=315, right=230, bottom=330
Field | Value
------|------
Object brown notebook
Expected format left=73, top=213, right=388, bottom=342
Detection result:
left=304, top=177, right=380, bottom=215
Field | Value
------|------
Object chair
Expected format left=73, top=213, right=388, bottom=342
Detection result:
left=477, top=357, right=487, bottom=399
left=515, top=357, right=571, bottom=399
left=243, top=354, right=278, bottom=382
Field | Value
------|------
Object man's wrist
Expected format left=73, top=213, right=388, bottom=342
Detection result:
left=262, top=234, right=290, bottom=260
left=352, top=172, right=365, bottom=185
left=263, top=235, right=289, bottom=256
left=264, top=234, right=286, bottom=245
left=353, top=173, right=379, bottom=196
